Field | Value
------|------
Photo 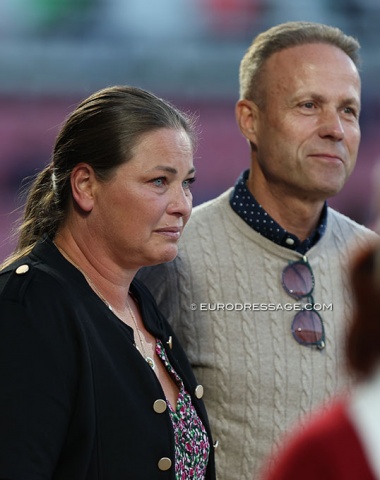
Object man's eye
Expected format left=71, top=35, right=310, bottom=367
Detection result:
left=343, top=106, right=357, bottom=116
left=183, top=177, right=196, bottom=189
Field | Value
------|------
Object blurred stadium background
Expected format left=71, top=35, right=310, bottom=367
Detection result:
left=1, top=0, right=380, bottom=260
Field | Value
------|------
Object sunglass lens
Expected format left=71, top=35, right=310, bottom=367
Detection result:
left=291, top=309, right=324, bottom=347
left=282, top=262, right=314, bottom=299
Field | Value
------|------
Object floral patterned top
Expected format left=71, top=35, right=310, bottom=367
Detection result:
left=156, top=340, right=210, bottom=479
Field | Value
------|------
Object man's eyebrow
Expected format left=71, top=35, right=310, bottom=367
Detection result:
left=310, top=93, right=360, bottom=108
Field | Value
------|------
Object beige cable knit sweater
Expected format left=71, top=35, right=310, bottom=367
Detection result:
left=138, top=189, right=378, bottom=480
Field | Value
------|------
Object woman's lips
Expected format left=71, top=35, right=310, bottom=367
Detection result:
left=154, top=226, right=182, bottom=239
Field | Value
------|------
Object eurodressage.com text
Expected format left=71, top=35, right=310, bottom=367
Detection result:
left=190, top=303, right=333, bottom=312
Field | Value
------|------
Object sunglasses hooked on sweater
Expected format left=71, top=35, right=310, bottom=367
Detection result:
left=282, top=256, right=325, bottom=350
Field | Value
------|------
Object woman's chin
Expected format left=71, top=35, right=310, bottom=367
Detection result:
left=147, top=247, right=178, bottom=266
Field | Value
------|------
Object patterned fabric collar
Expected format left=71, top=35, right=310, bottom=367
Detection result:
left=229, top=169, right=327, bottom=254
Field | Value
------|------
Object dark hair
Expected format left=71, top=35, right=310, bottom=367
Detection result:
left=346, top=243, right=380, bottom=378
left=1, top=85, right=197, bottom=269
left=239, top=21, right=361, bottom=106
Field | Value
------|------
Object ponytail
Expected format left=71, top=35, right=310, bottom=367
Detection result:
left=1, top=164, right=63, bottom=269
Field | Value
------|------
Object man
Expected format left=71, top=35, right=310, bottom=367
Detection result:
left=138, top=22, right=378, bottom=479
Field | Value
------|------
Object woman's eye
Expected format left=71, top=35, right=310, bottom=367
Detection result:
left=152, top=177, right=165, bottom=187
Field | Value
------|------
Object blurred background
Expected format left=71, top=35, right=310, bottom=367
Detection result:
left=1, top=0, right=380, bottom=261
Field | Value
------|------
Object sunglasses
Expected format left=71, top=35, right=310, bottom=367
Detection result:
left=282, top=256, right=325, bottom=350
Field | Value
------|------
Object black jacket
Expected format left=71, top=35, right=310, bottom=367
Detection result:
left=0, top=237, right=216, bottom=479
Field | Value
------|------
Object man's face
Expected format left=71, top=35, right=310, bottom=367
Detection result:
left=250, top=43, right=361, bottom=203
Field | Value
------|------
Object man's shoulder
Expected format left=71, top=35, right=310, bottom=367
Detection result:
left=328, top=208, right=378, bottom=238
left=327, top=207, right=379, bottom=254
left=191, top=189, right=232, bottom=217
left=183, top=188, right=234, bottom=236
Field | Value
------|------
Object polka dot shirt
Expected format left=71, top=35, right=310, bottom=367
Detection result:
left=229, top=169, right=327, bottom=255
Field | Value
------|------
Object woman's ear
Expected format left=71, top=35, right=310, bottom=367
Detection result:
left=70, top=163, right=96, bottom=213
left=235, top=99, right=260, bottom=145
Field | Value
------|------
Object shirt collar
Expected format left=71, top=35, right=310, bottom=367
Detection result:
left=229, top=169, right=327, bottom=254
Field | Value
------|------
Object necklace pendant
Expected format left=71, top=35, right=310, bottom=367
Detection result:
left=146, top=356, right=155, bottom=370
left=166, top=335, right=173, bottom=350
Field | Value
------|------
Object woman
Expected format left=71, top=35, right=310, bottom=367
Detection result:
left=0, top=85, right=216, bottom=479
left=259, top=242, right=380, bottom=480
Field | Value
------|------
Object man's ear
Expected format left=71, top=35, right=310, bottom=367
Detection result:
left=235, top=99, right=260, bottom=145
left=70, top=163, right=96, bottom=213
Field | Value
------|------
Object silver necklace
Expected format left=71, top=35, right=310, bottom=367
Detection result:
left=126, top=299, right=156, bottom=370
left=55, top=242, right=156, bottom=370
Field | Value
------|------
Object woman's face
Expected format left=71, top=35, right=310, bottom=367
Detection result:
left=89, top=128, right=195, bottom=270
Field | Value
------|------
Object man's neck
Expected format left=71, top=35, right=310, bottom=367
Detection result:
left=247, top=174, right=325, bottom=242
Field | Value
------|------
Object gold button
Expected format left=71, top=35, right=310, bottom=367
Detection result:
left=158, top=457, right=172, bottom=471
left=15, top=265, right=29, bottom=275
left=195, top=385, right=204, bottom=399
left=153, top=399, right=167, bottom=414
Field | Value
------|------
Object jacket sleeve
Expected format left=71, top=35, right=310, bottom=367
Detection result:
left=0, top=296, right=78, bottom=479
